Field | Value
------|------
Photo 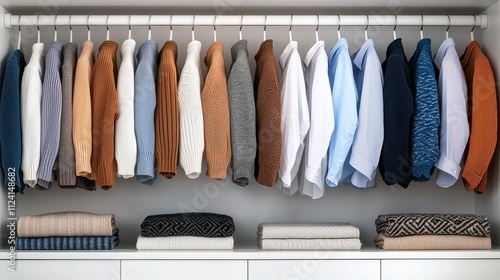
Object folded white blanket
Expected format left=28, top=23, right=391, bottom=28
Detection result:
left=258, top=223, right=360, bottom=239
left=258, top=238, right=362, bottom=250
left=136, top=236, right=234, bottom=250
left=18, top=212, right=116, bottom=237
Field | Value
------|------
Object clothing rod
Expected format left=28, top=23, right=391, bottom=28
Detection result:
left=4, top=14, right=487, bottom=29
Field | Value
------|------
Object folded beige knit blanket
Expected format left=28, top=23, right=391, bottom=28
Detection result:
left=374, top=233, right=491, bottom=250
left=258, top=223, right=360, bottom=239
left=258, top=238, right=362, bottom=250
left=18, top=212, right=116, bottom=237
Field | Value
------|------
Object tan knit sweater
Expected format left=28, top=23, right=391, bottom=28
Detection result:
left=460, top=40, right=498, bottom=193
left=73, top=40, right=94, bottom=177
left=90, top=41, right=119, bottom=189
left=254, top=40, right=282, bottom=187
left=156, top=41, right=180, bottom=179
left=201, top=41, right=232, bottom=179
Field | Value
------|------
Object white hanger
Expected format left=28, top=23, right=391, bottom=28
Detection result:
left=393, top=15, right=397, bottom=40
left=289, top=15, right=293, bottom=43
left=69, top=15, right=73, bottom=43
left=54, top=15, right=58, bottom=42
left=337, top=15, right=341, bottom=40
left=16, top=15, right=21, bottom=50
left=148, top=15, right=152, bottom=41
left=128, top=15, right=132, bottom=39
left=315, top=15, right=319, bottom=42
left=364, top=15, right=369, bottom=41
left=87, top=15, right=91, bottom=41
left=470, top=15, right=476, bottom=41
left=213, top=15, right=217, bottom=42
left=106, top=15, right=110, bottom=40
left=446, top=15, right=450, bottom=39
left=192, top=15, right=195, bottom=41
left=239, top=15, right=243, bottom=41
left=420, top=15, right=424, bottom=40
left=169, top=15, right=173, bottom=41
left=263, top=15, right=267, bottom=41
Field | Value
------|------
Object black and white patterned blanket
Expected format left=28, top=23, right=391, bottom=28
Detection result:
left=141, top=212, right=235, bottom=238
left=376, top=213, right=490, bottom=237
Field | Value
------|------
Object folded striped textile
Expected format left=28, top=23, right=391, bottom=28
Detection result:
left=258, top=238, right=362, bottom=250
left=136, top=236, right=234, bottom=250
left=374, top=233, right=491, bottom=250
left=16, top=231, right=120, bottom=250
left=140, top=212, right=235, bottom=238
left=258, top=223, right=360, bottom=239
left=375, top=213, right=490, bottom=237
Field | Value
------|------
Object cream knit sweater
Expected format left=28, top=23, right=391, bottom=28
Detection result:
left=115, top=39, right=137, bottom=178
left=178, top=40, right=205, bottom=179
left=21, top=42, right=44, bottom=187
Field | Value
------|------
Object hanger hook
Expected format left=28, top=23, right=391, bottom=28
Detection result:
left=128, top=15, right=131, bottom=39
left=239, top=15, right=243, bottom=40
left=289, top=14, right=293, bottom=42
left=192, top=15, right=196, bottom=41
left=393, top=15, right=397, bottom=40
left=106, top=15, right=110, bottom=40
left=446, top=15, right=450, bottom=39
left=54, top=15, right=58, bottom=41
left=420, top=14, right=424, bottom=39
left=69, top=15, right=73, bottom=42
left=17, top=15, right=22, bottom=50
left=471, top=14, right=477, bottom=41
left=86, top=15, right=90, bottom=41
left=315, top=15, right=319, bottom=42
left=337, top=15, right=341, bottom=39
left=213, top=15, right=217, bottom=42
left=148, top=15, right=152, bottom=40
left=263, top=15, right=267, bottom=41
left=364, top=15, right=369, bottom=41
left=169, top=15, right=173, bottom=41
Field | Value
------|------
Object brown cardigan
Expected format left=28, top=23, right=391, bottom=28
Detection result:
left=90, top=40, right=119, bottom=189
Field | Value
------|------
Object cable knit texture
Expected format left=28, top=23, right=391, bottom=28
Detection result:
left=201, top=41, right=231, bottom=180
left=409, top=38, right=440, bottom=182
left=91, top=40, right=119, bottom=189
left=73, top=40, right=94, bottom=178
left=135, top=40, right=158, bottom=185
left=59, top=42, right=78, bottom=188
left=228, top=40, right=257, bottom=186
left=21, top=43, right=44, bottom=188
left=254, top=40, right=282, bottom=187
left=178, top=40, right=205, bottom=179
left=0, top=50, right=25, bottom=193
left=156, top=41, right=179, bottom=179
left=460, top=40, right=498, bottom=193
left=116, top=39, right=137, bottom=179
left=37, top=42, right=63, bottom=189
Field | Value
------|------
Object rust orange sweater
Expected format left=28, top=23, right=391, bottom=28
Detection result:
left=254, top=40, right=282, bottom=187
left=201, top=41, right=231, bottom=179
left=91, top=41, right=119, bottom=189
left=156, top=41, right=179, bottom=179
left=460, top=40, right=498, bottom=193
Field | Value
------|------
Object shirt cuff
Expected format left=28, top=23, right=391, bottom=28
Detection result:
left=435, top=155, right=461, bottom=188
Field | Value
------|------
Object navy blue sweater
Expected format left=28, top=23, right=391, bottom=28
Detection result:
left=379, top=39, right=414, bottom=188
left=0, top=50, right=26, bottom=193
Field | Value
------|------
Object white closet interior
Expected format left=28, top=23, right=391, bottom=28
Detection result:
left=0, top=0, right=500, bottom=271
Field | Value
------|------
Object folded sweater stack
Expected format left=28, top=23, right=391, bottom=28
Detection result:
left=16, top=212, right=119, bottom=250
left=374, top=213, right=491, bottom=250
left=137, top=212, right=235, bottom=250
left=258, top=223, right=362, bottom=250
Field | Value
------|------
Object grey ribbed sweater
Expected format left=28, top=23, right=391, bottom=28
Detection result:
left=227, top=40, right=257, bottom=186
left=59, top=42, right=78, bottom=188
left=37, top=41, right=63, bottom=189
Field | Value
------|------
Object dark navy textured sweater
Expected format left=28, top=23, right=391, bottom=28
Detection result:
left=0, top=49, right=26, bottom=193
left=379, top=39, right=414, bottom=188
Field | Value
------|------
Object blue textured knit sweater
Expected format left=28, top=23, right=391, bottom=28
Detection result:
left=409, top=38, right=440, bottom=182
left=0, top=49, right=25, bottom=193
left=134, top=40, right=158, bottom=185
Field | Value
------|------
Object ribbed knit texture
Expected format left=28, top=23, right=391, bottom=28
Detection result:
left=17, top=234, right=119, bottom=250
left=202, top=41, right=231, bottom=180
left=91, top=40, right=119, bottom=189
left=73, top=40, right=94, bottom=178
left=21, top=43, right=44, bottom=188
left=409, top=38, right=440, bottom=182
left=135, top=40, right=158, bottom=185
left=461, top=41, right=498, bottom=193
left=37, top=41, right=63, bottom=189
left=58, top=42, right=78, bottom=188
left=156, top=41, right=179, bottom=179
left=0, top=49, right=25, bottom=193
left=178, top=40, right=205, bottom=179
left=379, top=39, right=414, bottom=188
left=228, top=40, right=257, bottom=187
left=253, top=39, right=282, bottom=187
left=116, top=39, right=137, bottom=179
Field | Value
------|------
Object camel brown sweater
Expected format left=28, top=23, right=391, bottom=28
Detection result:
left=201, top=41, right=231, bottom=179
left=254, top=40, right=282, bottom=187
left=460, top=41, right=498, bottom=193
left=156, top=41, right=179, bottom=179
left=91, top=41, right=119, bottom=189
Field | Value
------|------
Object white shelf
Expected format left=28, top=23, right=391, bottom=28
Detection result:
left=2, top=245, right=500, bottom=260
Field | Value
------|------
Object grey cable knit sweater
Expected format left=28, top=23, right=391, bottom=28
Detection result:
left=227, top=40, right=257, bottom=186
left=37, top=41, right=63, bottom=189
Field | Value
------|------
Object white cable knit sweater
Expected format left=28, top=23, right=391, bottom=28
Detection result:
left=21, top=42, right=44, bottom=187
left=178, top=40, right=205, bottom=179
left=115, top=39, right=137, bottom=178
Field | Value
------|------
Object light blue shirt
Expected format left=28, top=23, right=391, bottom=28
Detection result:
left=342, top=39, right=384, bottom=188
left=326, top=38, right=358, bottom=187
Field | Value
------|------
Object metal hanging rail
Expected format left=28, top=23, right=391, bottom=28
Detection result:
left=4, top=14, right=487, bottom=29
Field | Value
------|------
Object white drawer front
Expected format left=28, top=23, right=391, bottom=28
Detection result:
left=1, top=260, right=120, bottom=280
left=249, top=260, right=380, bottom=280
left=121, top=260, right=247, bottom=280
left=382, top=259, right=500, bottom=280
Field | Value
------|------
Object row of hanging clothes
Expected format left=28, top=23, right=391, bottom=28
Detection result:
left=0, top=17, right=496, bottom=200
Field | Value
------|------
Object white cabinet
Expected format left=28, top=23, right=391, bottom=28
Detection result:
left=249, top=260, right=380, bottom=280
left=0, top=260, right=120, bottom=280
left=381, top=259, right=500, bottom=280
left=121, top=260, right=247, bottom=280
